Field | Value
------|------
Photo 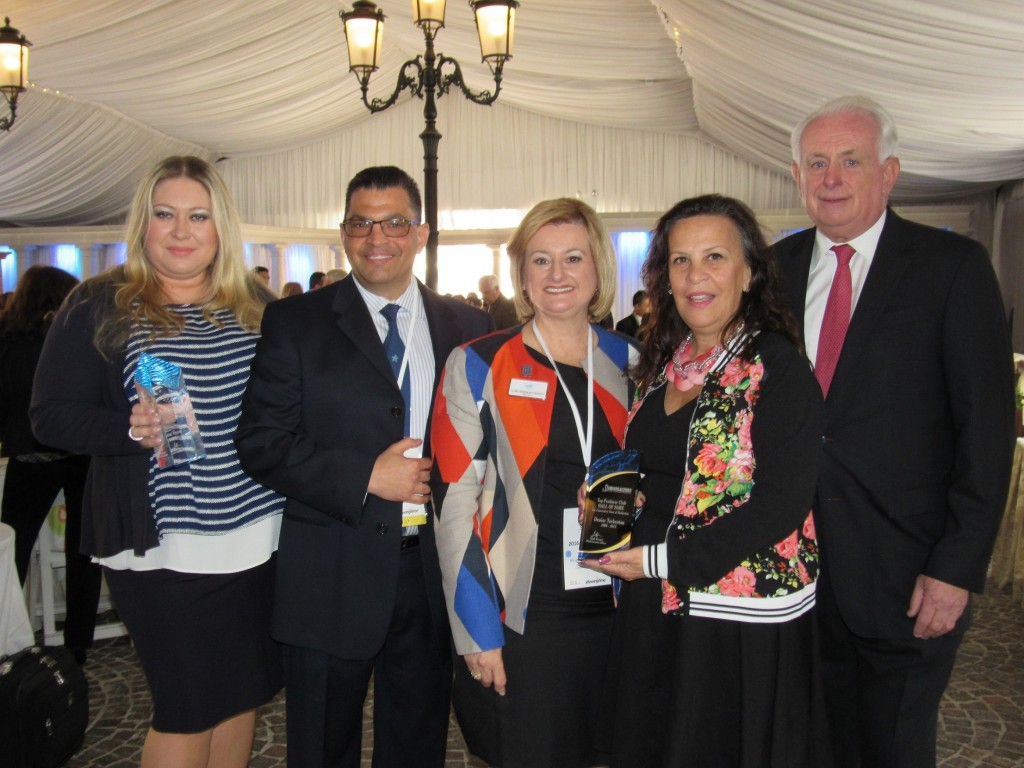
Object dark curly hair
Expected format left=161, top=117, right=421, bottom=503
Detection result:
left=634, top=194, right=801, bottom=392
left=0, top=265, right=79, bottom=340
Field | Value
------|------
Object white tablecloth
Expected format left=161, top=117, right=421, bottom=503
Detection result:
left=0, top=522, right=34, bottom=656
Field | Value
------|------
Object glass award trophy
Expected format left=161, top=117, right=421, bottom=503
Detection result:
left=134, top=352, right=206, bottom=468
left=578, top=448, right=640, bottom=560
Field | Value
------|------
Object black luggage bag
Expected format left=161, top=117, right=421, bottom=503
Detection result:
left=0, top=645, right=89, bottom=768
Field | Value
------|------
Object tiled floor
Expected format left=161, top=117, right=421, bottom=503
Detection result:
left=62, top=581, right=1024, bottom=767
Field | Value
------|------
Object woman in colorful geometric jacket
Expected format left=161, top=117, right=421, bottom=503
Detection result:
left=431, top=198, right=639, bottom=768
left=583, top=194, right=831, bottom=767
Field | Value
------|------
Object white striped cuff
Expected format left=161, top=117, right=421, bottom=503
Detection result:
left=641, top=544, right=668, bottom=579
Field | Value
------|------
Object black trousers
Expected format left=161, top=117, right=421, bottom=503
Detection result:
left=282, top=546, right=453, bottom=768
left=816, top=574, right=962, bottom=768
left=0, top=454, right=102, bottom=650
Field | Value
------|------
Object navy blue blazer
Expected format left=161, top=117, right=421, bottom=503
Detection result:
left=235, top=276, right=493, bottom=660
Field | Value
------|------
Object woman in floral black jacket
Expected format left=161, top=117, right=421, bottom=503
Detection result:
left=584, top=194, right=832, bottom=768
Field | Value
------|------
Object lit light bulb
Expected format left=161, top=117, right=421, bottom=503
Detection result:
left=349, top=19, right=378, bottom=50
left=476, top=6, right=509, bottom=38
left=1, top=47, right=21, bottom=73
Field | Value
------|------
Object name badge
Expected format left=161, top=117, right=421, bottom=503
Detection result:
left=402, top=503, right=428, bottom=527
left=402, top=442, right=427, bottom=526
left=509, top=378, right=548, bottom=400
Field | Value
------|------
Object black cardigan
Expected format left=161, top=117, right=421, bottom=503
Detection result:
left=30, top=275, right=158, bottom=557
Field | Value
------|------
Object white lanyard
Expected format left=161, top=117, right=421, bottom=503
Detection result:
left=395, top=304, right=419, bottom=392
left=531, top=320, right=594, bottom=472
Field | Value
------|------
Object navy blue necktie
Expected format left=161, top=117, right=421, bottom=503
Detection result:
left=380, top=303, right=411, bottom=435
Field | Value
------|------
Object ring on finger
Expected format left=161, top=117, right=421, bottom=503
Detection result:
left=470, top=670, right=482, bottom=680
left=128, top=425, right=145, bottom=442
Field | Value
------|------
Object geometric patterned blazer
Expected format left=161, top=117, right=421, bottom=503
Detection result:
left=431, top=324, right=638, bottom=655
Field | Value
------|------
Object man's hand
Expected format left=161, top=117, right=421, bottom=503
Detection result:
left=580, top=547, right=646, bottom=581
left=464, top=648, right=507, bottom=696
left=367, top=438, right=432, bottom=503
left=906, top=574, right=969, bottom=639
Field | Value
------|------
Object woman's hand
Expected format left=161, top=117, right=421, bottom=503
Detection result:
left=464, top=648, right=507, bottom=696
left=128, top=402, right=163, bottom=450
left=580, top=547, right=646, bottom=581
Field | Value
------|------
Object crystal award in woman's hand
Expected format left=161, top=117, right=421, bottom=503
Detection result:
left=134, top=352, right=206, bottom=468
left=578, top=449, right=640, bottom=559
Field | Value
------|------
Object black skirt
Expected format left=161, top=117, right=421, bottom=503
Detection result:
left=601, top=388, right=832, bottom=768
left=603, top=582, right=832, bottom=768
left=104, top=555, right=282, bottom=733
left=453, top=601, right=614, bottom=768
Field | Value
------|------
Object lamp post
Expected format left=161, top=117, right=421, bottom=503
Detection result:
left=340, top=0, right=518, bottom=290
left=0, top=17, right=31, bottom=132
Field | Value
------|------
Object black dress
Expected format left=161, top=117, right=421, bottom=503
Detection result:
left=453, top=352, right=619, bottom=768
left=602, top=385, right=832, bottom=768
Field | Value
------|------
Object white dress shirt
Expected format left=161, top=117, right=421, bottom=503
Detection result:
left=354, top=279, right=436, bottom=536
left=354, top=278, right=435, bottom=443
left=802, top=210, right=887, bottom=367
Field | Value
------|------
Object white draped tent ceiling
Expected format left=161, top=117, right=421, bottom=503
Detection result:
left=0, top=0, right=1023, bottom=229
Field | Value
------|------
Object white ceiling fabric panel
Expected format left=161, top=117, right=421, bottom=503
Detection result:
left=0, top=0, right=1020, bottom=227
left=657, top=0, right=1024, bottom=191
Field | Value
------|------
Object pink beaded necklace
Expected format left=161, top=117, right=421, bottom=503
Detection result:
left=664, top=333, right=725, bottom=392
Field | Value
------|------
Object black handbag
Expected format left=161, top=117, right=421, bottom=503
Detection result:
left=0, top=645, right=89, bottom=768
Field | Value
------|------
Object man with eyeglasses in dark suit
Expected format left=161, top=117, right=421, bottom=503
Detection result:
left=236, top=165, right=492, bottom=768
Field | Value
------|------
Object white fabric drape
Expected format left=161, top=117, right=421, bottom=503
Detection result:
left=0, top=253, right=16, bottom=298
left=220, top=95, right=802, bottom=229
left=0, top=0, right=1021, bottom=230
left=93, top=244, right=127, bottom=276
left=613, top=231, right=653, bottom=324
left=657, top=0, right=1024, bottom=195
left=244, top=242, right=338, bottom=291
left=15, top=245, right=66, bottom=270
left=0, top=92, right=213, bottom=225
left=245, top=244, right=275, bottom=270
left=284, top=245, right=337, bottom=285
left=1, top=244, right=126, bottom=282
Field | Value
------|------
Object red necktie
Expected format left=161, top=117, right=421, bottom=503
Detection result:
left=814, top=244, right=855, bottom=397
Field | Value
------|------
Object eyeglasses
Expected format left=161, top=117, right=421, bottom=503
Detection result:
left=341, top=217, right=419, bottom=238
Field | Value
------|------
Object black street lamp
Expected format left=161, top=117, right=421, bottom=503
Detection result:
left=340, top=0, right=519, bottom=290
left=0, top=17, right=32, bottom=132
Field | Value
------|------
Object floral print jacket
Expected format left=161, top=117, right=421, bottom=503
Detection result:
left=632, top=332, right=824, bottom=623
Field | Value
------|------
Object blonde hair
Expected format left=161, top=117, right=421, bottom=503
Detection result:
left=506, top=198, right=616, bottom=322
left=95, top=156, right=273, bottom=355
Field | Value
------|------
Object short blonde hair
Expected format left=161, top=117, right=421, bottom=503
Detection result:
left=506, top=198, right=616, bottom=322
left=96, top=155, right=273, bottom=355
